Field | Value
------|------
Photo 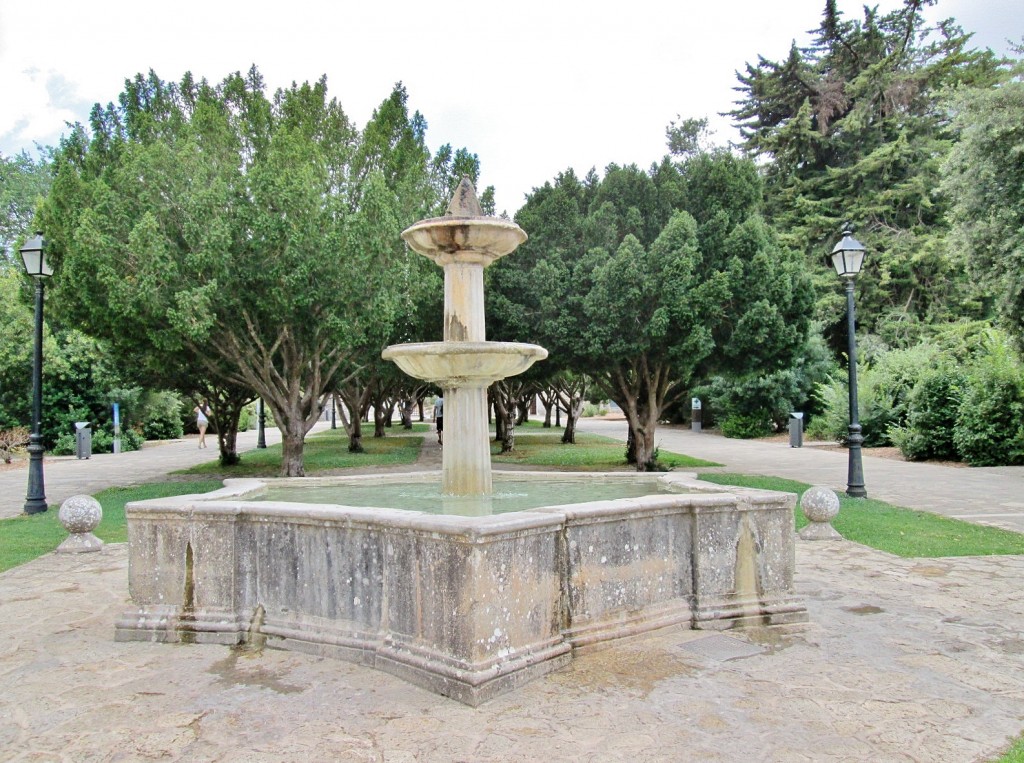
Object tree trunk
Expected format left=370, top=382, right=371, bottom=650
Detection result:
left=348, top=417, right=363, bottom=453
left=281, top=431, right=306, bottom=477
left=191, top=384, right=253, bottom=467
left=562, top=413, right=577, bottom=445
left=401, top=396, right=415, bottom=429
left=622, top=403, right=659, bottom=471
left=562, top=395, right=586, bottom=445
left=216, top=415, right=241, bottom=466
left=556, top=375, right=588, bottom=445
left=492, top=387, right=515, bottom=453
left=516, top=399, right=530, bottom=426
left=337, top=386, right=369, bottom=453
left=492, top=395, right=505, bottom=443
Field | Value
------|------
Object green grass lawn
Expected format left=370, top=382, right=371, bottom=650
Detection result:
left=697, top=472, right=1024, bottom=558
left=5, top=432, right=1022, bottom=573
left=0, top=480, right=223, bottom=573
left=179, top=428, right=424, bottom=477
left=996, top=734, right=1024, bottom=762
left=490, top=431, right=720, bottom=470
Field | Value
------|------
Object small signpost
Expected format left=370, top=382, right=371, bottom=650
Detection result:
left=112, top=402, right=121, bottom=454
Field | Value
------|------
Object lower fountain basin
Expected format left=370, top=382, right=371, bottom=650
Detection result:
left=381, top=341, right=547, bottom=386
left=116, top=471, right=807, bottom=705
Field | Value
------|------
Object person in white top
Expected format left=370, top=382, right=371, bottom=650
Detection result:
left=194, top=402, right=210, bottom=449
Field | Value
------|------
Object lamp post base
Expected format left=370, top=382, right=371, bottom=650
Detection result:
left=846, top=427, right=867, bottom=499
left=24, top=439, right=47, bottom=514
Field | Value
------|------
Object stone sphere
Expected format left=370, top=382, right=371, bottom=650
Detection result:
left=801, top=486, right=840, bottom=523
left=58, top=495, right=103, bottom=534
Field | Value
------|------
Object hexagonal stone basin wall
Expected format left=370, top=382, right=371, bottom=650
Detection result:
left=116, top=471, right=807, bottom=705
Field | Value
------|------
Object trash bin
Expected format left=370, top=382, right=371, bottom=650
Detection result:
left=74, top=422, right=92, bottom=460
left=789, top=412, right=804, bottom=448
left=691, top=398, right=702, bottom=432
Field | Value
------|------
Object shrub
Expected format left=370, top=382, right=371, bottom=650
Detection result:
left=52, top=433, right=75, bottom=456
left=50, top=425, right=143, bottom=456
left=805, top=344, right=939, bottom=446
left=581, top=402, right=609, bottom=417
left=140, top=391, right=185, bottom=440
left=953, top=352, right=1024, bottom=466
left=122, top=428, right=145, bottom=451
left=720, top=411, right=773, bottom=439
left=694, top=332, right=833, bottom=435
left=0, top=426, right=29, bottom=463
left=889, top=365, right=965, bottom=461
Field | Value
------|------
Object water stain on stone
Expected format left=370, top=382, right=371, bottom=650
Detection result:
left=911, top=565, right=949, bottom=577
left=844, top=604, right=885, bottom=615
left=550, top=645, right=694, bottom=697
left=741, top=625, right=796, bottom=654
left=996, top=637, right=1024, bottom=655
left=208, top=650, right=303, bottom=695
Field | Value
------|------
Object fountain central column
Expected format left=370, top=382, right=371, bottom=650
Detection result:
left=382, top=177, right=547, bottom=497
left=438, top=250, right=490, bottom=494
left=440, top=252, right=486, bottom=343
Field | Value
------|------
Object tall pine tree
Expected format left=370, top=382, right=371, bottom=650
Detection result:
left=731, top=0, right=1002, bottom=347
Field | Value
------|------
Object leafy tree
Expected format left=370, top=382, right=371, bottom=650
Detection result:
left=488, top=167, right=596, bottom=443
left=0, top=150, right=52, bottom=264
left=0, top=268, right=38, bottom=428
left=942, top=56, right=1024, bottom=349
left=494, top=152, right=815, bottom=463
left=39, top=69, right=446, bottom=475
left=730, top=0, right=1003, bottom=345
left=582, top=216, right=721, bottom=467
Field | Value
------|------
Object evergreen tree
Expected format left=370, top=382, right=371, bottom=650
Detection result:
left=0, top=150, right=52, bottom=265
left=730, top=0, right=1003, bottom=346
left=942, top=55, right=1024, bottom=350
left=39, top=68, right=459, bottom=475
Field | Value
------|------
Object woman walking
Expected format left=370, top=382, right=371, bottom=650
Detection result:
left=194, top=402, right=210, bottom=449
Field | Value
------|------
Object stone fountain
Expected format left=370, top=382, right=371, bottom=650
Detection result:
left=115, top=181, right=807, bottom=706
left=382, top=177, right=546, bottom=496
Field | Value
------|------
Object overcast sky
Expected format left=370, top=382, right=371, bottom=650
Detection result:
left=1, top=0, right=1020, bottom=215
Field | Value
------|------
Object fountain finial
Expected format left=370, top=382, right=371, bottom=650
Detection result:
left=446, top=176, right=484, bottom=218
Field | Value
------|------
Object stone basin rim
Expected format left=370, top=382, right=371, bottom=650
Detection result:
left=124, top=471, right=796, bottom=534
left=401, top=215, right=527, bottom=234
left=382, top=340, right=548, bottom=357
left=381, top=341, right=548, bottom=385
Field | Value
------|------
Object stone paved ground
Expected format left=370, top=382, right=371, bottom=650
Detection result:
left=2, top=421, right=1024, bottom=761
left=2, top=540, right=1022, bottom=762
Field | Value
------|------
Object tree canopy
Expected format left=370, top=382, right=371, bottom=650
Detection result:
left=491, top=153, right=815, bottom=467
left=39, top=68, right=474, bottom=474
left=730, top=0, right=1004, bottom=345
left=0, top=150, right=52, bottom=265
left=942, top=58, right=1024, bottom=350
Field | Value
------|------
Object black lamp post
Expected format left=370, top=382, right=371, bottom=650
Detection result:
left=257, top=398, right=267, bottom=449
left=19, top=232, right=53, bottom=514
left=831, top=229, right=867, bottom=498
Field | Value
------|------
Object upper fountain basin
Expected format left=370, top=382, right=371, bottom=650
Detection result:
left=382, top=341, right=547, bottom=386
left=401, top=217, right=528, bottom=267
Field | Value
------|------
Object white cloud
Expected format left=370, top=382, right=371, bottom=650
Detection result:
left=1, top=0, right=1019, bottom=213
